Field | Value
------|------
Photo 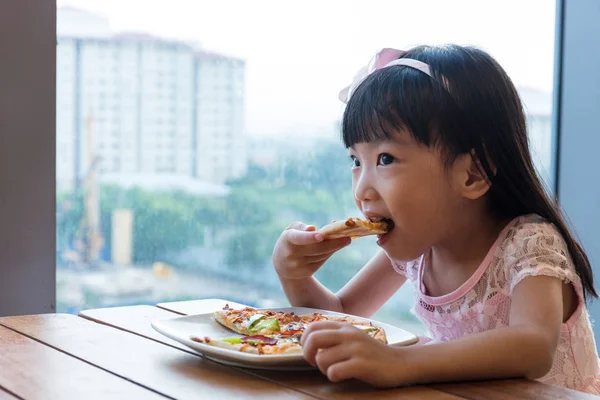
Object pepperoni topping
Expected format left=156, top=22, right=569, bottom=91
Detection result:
left=280, top=330, right=303, bottom=336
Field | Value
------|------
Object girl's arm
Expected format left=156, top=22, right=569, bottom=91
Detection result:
left=337, top=250, right=407, bottom=318
left=280, top=250, right=407, bottom=318
left=403, top=275, right=563, bottom=384
left=302, top=275, right=564, bottom=387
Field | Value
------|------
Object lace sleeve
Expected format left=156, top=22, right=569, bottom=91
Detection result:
left=508, top=221, right=577, bottom=294
left=390, top=257, right=423, bottom=283
left=391, top=259, right=407, bottom=276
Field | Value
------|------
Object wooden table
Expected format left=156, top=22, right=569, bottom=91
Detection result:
left=0, top=299, right=594, bottom=399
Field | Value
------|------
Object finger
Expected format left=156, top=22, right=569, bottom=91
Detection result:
left=314, top=344, right=353, bottom=376
left=326, top=359, right=365, bottom=383
left=302, top=320, right=361, bottom=347
left=302, top=328, right=348, bottom=364
left=285, top=228, right=324, bottom=246
left=302, top=321, right=347, bottom=342
left=286, top=221, right=315, bottom=231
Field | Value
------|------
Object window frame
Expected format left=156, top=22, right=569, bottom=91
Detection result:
left=2, top=1, right=599, bottom=334
left=552, top=0, right=600, bottom=345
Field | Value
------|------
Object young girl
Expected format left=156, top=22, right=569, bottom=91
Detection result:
left=272, top=45, right=600, bottom=394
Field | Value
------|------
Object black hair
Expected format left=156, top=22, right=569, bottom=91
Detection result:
left=342, top=44, right=596, bottom=300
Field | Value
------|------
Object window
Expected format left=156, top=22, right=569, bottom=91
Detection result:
left=54, top=1, right=557, bottom=333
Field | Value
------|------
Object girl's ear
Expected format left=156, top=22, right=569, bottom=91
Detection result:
left=453, top=152, right=492, bottom=200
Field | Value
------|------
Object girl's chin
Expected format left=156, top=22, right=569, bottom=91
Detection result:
left=378, top=234, right=425, bottom=263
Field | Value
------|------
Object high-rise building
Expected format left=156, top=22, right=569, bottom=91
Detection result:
left=56, top=8, right=246, bottom=191
left=519, top=87, right=554, bottom=185
left=195, top=51, right=246, bottom=183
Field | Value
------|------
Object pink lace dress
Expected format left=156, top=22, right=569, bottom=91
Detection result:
left=391, top=214, right=600, bottom=394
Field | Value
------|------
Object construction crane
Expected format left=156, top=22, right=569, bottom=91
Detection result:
left=59, top=114, right=104, bottom=266
left=78, top=114, right=104, bottom=264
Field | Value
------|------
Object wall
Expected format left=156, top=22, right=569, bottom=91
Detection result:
left=0, top=1, right=56, bottom=315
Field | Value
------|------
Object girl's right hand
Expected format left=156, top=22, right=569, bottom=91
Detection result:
left=273, top=222, right=352, bottom=280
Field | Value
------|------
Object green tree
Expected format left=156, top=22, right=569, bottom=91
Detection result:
left=56, top=139, right=367, bottom=277
left=97, top=186, right=208, bottom=264
left=225, top=223, right=283, bottom=268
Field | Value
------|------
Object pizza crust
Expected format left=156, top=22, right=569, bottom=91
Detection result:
left=191, top=336, right=304, bottom=355
left=337, top=318, right=388, bottom=344
left=369, top=326, right=387, bottom=343
left=318, top=218, right=390, bottom=239
left=260, top=342, right=303, bottom=355
left=213, top=310, right=240, bottom=333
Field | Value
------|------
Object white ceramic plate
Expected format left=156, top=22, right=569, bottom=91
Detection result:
left=151, top=305, right=419, bottom=370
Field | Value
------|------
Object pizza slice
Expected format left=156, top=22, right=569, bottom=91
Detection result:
left=318, top=217, right=392, bottom=239
left=327, top=315, right=388, bottom=344
left=213, top=305, right=305, bottom=336
left=201, top=305, right=388, bottom=355
left=191, top=334, right=304, bottom=355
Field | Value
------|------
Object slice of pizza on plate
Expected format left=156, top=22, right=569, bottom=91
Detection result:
left=213, top=305, right=307, bottom=336
left=192, top=305, right=388, bottom=355
left=191, top=334, right=304, bottom=355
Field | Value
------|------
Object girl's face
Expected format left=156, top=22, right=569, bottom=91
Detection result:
left=349, top=130, right=472, bottom=262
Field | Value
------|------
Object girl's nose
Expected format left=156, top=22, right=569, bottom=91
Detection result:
left=353, top=170, right=378, bottom=203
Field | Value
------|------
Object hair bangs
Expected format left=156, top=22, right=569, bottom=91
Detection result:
left=341, top=66, right=446, bottom=149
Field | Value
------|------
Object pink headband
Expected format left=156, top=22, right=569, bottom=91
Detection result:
left=338, top=48, right=434, bottom=104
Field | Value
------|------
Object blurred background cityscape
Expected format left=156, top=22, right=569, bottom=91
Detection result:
left=55, top=3, right=556, bottom=334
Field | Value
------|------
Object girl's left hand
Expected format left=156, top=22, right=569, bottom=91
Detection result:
left=301, top=320, right=409, bottom=387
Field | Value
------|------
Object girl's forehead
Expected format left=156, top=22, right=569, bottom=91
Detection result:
left=349, top=131, right=415, bottom=150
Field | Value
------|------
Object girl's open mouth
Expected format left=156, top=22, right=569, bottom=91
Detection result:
left=369, top=217, right=395, bottom=235
left=369, top=217, right=394, bottom=246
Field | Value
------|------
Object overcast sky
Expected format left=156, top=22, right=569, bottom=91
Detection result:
left=57, top=0, right=557, bottom=137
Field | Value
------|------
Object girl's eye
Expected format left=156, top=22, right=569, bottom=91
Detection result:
left=350, top=156, right=361, bottom=167
left=378, top=153, right=396, bottom=166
